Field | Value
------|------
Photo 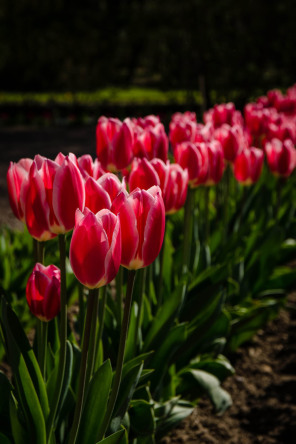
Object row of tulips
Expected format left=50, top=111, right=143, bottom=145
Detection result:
left=1, top=84, right=296, bottom=444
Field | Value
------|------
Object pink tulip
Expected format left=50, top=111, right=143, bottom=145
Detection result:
left=204, top=102, right=243, bottom=128
left=265, top=138, right=296, bottom=177
left=129, top=158, right=160, bottom=192
left=214, top=124, right=244, bottom=162
left=70, top=208, right=121, bottom=288
left=234, top=147, right=264, bottom=185
left=97, top=173, right=125, bottom=202
left=77, top=154, right=105, bottom=180
left=25, top=160, right=57, bottom=241
left=133, top=123, right=168, bottom=161
left=112, top=186, right=165, bottom=269
left=84, top=177, right=111, bottom=214
left=174, top=142, right=208, bottom=187
left=203, top=141, right=225, bottom=186
left=26, top=263, right=61, bottom=321
left=7, top=158, right=33, bottom=222
left=52, top=156, right=85, bottom=233
left=151, top=159, right=188, bottom=214
left=169, top=113, right=198, bottom=149
left=96, top=116, right=134, bottom=171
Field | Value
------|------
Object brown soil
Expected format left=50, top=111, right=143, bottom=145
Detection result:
left=162, top=294, right=296, bottom=444
left=1, top=126, right=296, bottom=444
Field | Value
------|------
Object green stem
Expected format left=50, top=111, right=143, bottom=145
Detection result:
left=46, top=234, right=67, bottom=442
left=115, top=267, right=123, bottom=328
left=134, top=267, right=147, bottom=353
left=85, top=288, right=100, bottom=384
left=78, top=282, right=85, bottom=339
left=183, top=187, right=194, bottom=275
left=204, top=186, right=210, bottom=244
left=97, top=269, right=136, bottom=441
left=223, top=164, right=231, bottom=243
left=68, top=288, right=98, bottom=444
left=96, top=285, right=107, bottom=365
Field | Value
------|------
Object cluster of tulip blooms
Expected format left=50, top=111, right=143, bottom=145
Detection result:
left=5, top=83, right=296, bottom=443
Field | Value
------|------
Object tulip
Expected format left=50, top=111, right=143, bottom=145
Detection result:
left=97, top=172, right=126, bottom=202
left=26, top=263, right=61, bottom=321
left=129, top=158, right=188, bottom=214
left=52, top=156, right=85, bottom=233
left=204, top=102, right=243, bottom=128
left=25, top=160, right=57, bottom=241
left=204, top=141, right=225, bottom=186
left=77, top=154, right=105, bottom=180
left=151, top=159, right=188, bottom=214
left=214, top=124, right=244, bottom=162
left=234, top=147, right=264, bottom=185
left=174, top=141, right=208, bottom=187
left=112, top=186, right=165, bottom=269
left=265, top=138, right=296, bottom=177
left=128, top=158, right=160, bottom=192
left=7, top=158, right=33, bottom=222
left=70, top=208, right=121, bottom=288
left=132, top=114, right=160, bottom=129
left=96, top=116, right=134, bottom=171
left=133, top=123, right=168, bottom=161
left=84, top=177, right=111, bottom=214
left=169, top=113, right=198, bottom=149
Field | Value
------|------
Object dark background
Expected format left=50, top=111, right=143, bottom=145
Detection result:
left=1, top=0, right=295, bottom=108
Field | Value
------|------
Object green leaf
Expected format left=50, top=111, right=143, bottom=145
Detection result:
left=148, top=323, right=187, bottom=394
left=178, top=369, right=232, bottom=414
left=1, top=299, right=47, bottom=443
left=129, top=399, right=155, bottom=436
left=0, top=371, right=12, bottom=435
left=0, top=298, right=49, bottom=418
left=9, top=393, right=29, bottom=444
left=155, top=399, right=194, bottom=439
left=124, top=302, right=139, bottom=362
left=77, top=359, right=113, bottom=444
left=189, top=355, right=235, bottom=381
left=46, top=340, right=73, bottom=422
left=112, top=362, right=144, bottom=428
left=0, top=432, right=12, bottom=444
left=143, top=281, right=186, bottom=353
left=95, top=428, right=125, bottom=444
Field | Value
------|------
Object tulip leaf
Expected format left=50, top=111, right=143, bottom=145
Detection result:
left=77, top=359, right=113, bottom=444
left=178, top=369, right=232, bottom=414
left=129, top=399, right=155, bottom=436
left=0, top=371, right=12, bottom=436
left=0, top=433, right=12, bottom=444
left=155, top=399, right=194, bottom=439
left=148, top=323, right=187, bottom=394
left=111, top=362, right=144, bottom=432
left=1, top=298, right=48, bottom=443
left=143, top=281, right=186, bottom=352
left=188, top=354, right=235, bottom=382
left=46, top=340, right=73, bottom=423
left=95, top=428, right=125, bottom=444
left=124, top=301, right=139, bottom=362
left=9, top=393, right=29, bottom=444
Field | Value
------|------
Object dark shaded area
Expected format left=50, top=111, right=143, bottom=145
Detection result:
left=1, top=1, right=295, bottom=106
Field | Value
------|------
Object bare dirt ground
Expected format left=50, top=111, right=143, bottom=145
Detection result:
left=1, top=126, right=296, bottom=444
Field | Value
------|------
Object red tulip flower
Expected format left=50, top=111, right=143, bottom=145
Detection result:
left=77, top=154, right=105, bottom=180
left=169, top=112, right=198, bottom=149
left=96, top=116, right=134, bottom=171
left=214, top=124, right=244, bottom=163
left=26, top=263, right=61, bottom=322
left=70, top=208, right=121, bottom=289
left=174, top=141, right=208, bottom=187
left=129, top=158, right=188, bottom=214
left=7, top=158, right=33, bottom=222
left=112, top=186, right=165, bottom=270
left=150, top=159, right=188, bottom=214
left=234, top=147, right=264, bottom=185
left=265, top=138, right=296, bottom=177
left=133, top=123, right=168, bottom=162
left=203, top=141, right=225, bottom=186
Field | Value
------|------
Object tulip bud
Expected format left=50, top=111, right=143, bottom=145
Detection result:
left=265, top=138, right=296, bottom=177
left=96, top=116, right=134, bottom=171
left=214, top=124, right=243, bottom=162
left=112, top=186, right=165, bottom=270
left=174, top=142, right=208, bottom=187
left=52, top=156, right=85, bottom=233
left=203, top=141, right=225, bottom=186
left=26, top=263, right=61, bottom=322
left=7, top=158, right=33, bottom=222
left=70, top=208, right=121, bottom=289
left=234, top=147, right=264, bottom=185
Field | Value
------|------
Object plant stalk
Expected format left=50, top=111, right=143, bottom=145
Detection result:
left=97, top=269, right=136, bottom=441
